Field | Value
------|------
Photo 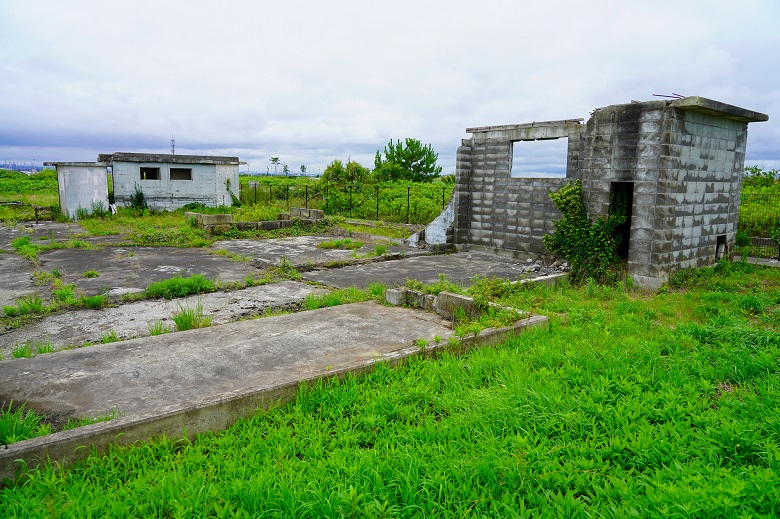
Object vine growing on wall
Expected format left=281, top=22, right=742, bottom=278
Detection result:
left=543, top=179, right=627, bottom=285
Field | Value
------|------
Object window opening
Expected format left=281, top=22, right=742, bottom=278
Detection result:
left=170, top=168, right=192, bottom=181
left=510, top=138, right=568, bottom=178
left=609, top=182, right=634, bottom=260
left=140, top=167, right=160, bottom=180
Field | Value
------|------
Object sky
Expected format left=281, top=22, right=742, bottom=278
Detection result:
left=1, top=0, right=778, bottom=176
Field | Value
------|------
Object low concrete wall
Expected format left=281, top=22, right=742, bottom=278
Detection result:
left=0, top=313, right=547, bottom=484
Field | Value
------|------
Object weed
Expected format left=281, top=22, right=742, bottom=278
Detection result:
left=0, top=402, right=52, bottom=445
left=144, top=274, right=216, bottom=299
left=303, top=288, right=370, bottom=310
left=11, top=343, right=33, bottom=359
left=210, top=249, right=251, bottom=262
left=317, top=238, right=364, bottom=250
left=101, top=330, right=119, bottom=344
left=267, top=256, right=301, bottom=281
left=415, top=338, right=429, bottom=351
left=372, top=244, right=389, bottom=256
left=53, top=284, right=78, bottom=305
left=147, top=320, right=170, bottom=336
left=406, top=273, right=463, bottom=295
left=63, top=409, right=120, bottom=431
left=3, top=294, right=47, bottom=317
left=172, top=300, right=212, bottom=331
left=79, top=294, right=107, bottom=309
left=82, top=269, right=100, bottom=278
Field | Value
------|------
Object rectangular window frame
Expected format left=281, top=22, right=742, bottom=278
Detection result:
left=170, top=167, right=193, bottom=181
left=140, top=167, right=161, bottom=180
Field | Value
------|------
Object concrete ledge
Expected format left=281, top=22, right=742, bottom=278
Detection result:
left=0, top=304, right=547, bottom=484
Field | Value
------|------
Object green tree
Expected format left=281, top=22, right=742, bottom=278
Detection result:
left=269, top=157, right=280, bottom=175
left=283, top=164, right=290, bottom=176
left=322, top=160, right=371, bottom=184
left=300, top=165, right=307, bottom=175
left=373, top=138, right=442, bottom=182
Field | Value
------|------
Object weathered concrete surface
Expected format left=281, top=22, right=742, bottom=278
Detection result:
left=0, top=302, right=548, bottom=482
left=0, top=281, right=326, bottom=357
left=38, top=246, right=256, bottom=296
left=214, top=235, right=425, bottom=267
left=303, top=251, right=552, bottom=288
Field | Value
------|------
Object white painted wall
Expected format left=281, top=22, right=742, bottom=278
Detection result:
left=113, top=161, right=239, bottom=210
left=56, top=164, right=109, bottom=219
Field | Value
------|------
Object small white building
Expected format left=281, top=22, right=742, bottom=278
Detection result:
left=47, top=153, right=241, bottom=218
left=100, top=153, right=240, bottom=211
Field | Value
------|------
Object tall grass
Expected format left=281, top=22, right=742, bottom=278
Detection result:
left=2, top=262, right=780, bottom=517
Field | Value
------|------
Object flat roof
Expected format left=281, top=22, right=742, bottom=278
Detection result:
left=97, top=153, right=240, bottom=165
left=43, top=161, right=105, bottom=167
left=671, top=96, right=768, bottom=123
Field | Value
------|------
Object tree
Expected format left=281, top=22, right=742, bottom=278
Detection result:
left=321, top=159, right=371, bottom=184
left=283, top=164, right=290, bottom=176
left=373, top=138, right=442, bottom=182
left=300, top=165, right=307, bottom=175
left=269, top=157, right=280, bottom=175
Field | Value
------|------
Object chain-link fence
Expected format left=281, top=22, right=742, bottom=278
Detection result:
left=737, top=194, right=780, bottom=258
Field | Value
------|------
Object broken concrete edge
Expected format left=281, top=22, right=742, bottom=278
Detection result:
left=185, top=209, right=325, bottom=235
left=253, top=250, right=428, bottom=272
left=386, top=273, right=567, bottom=319
left=0, top=313, right=548, bottom=486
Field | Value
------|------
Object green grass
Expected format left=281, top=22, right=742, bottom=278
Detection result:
left=0, top=402, right=52, bottom=445
left=82, top=270, right=100, bottom=278
left=3, top=261, right=780, bottom=517
left=317, top=238, right=364, bottom=250
left=144, top=274, right=216, bottom=299
left=172, top=300, right=212, bottom=331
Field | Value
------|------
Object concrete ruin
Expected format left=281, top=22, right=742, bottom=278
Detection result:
left=416, top=96, right=768, bottom=288
left=47, top=153, right=241, bottom=218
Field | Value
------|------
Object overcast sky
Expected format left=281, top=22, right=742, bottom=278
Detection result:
left=1, top=0, right=778, bottom=175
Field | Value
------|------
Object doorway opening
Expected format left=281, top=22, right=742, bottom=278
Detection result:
left=610, top=182, right=634, bottom=260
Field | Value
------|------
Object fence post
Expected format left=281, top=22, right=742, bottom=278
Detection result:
left=442, top=187, right=446, bottom=209
left=349, top=185, right=353, bottom=218
left=325, top=185, right=329, bottom=214
left=269, top=185, right=272, bottom=206
left=286, top=185, right=290, bottom=209
left=305, top=185, right=309, bottom=209
left=375, top=186, right=380, bottom=220
left=254, top=184, right=257, bottom=205
left=406, top=186, right=411, bottom=224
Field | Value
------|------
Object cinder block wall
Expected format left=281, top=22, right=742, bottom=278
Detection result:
left=577, top=100, right=752, bottom=286
left=452, top=97, right=766, bottom=287
left=455, top=138, right=566, bottom=259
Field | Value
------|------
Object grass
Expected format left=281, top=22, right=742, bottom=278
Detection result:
left=172, top=300, right=212, bottom=331
left=317, top=238, right=364, bottom=250
left=3, top=261, right=780, bottom=517
left=144, top=274, right=216, bottom=299
left=147, top=320, right=170, bottom=336
left=0, top=402, right=52, bottom=446
left=82, top=269, right=100, bottom=278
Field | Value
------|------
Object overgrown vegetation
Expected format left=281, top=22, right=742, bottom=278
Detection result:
left=4, top=261, right=779, bottom=516
left=172, top=300, right=212, bottom=331
left=143, top=274, right=216, bottom=299
left=543, top=179, right=626, bottom=285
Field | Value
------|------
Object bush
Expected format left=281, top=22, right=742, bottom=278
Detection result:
left=543, top=180, right=626, bottom=285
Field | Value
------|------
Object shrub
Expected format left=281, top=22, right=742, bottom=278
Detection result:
left=543, top=179, right=626, bottom=285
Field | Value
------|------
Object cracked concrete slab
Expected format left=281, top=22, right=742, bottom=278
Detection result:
left=0, top=281, right=327, bottom=357
left=303, top=251, right=545, bottom=289
left=213, top=235, right=424, bottom=268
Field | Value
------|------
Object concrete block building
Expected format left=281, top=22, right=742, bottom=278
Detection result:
left=48, top=153, right=241, bottom=218
left=422, top=96, right=768, bottom=288
left=100, top=153, right=240, bottom=211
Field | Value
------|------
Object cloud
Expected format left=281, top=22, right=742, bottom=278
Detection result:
left=0, top=0, right=777, bottom=174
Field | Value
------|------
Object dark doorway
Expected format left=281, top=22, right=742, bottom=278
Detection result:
left=610, top=182, right=634, bottom=260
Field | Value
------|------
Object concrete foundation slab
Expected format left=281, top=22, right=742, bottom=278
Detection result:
left=303, top=251, right=548, bottom=289
left=0, top=281, right=327, bottom=357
